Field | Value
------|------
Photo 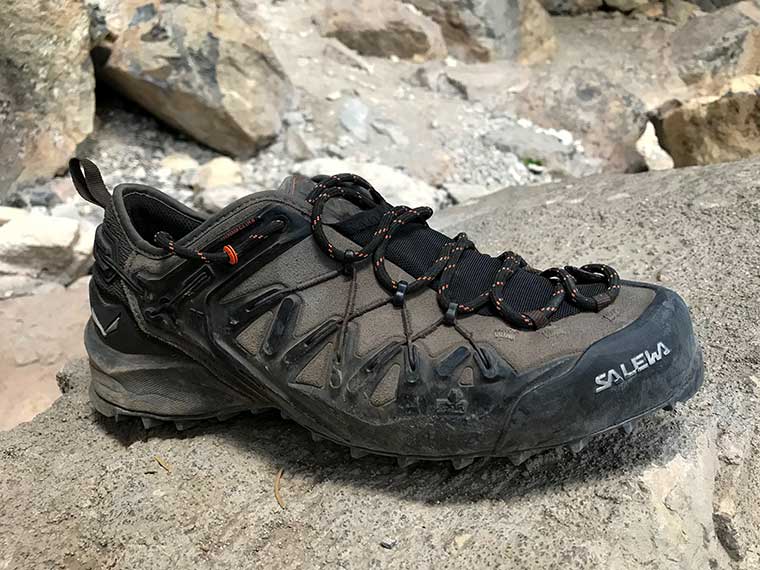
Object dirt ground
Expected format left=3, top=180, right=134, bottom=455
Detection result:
left=0, top=279, right=89, bottom=430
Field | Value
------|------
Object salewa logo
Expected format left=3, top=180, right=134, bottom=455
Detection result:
left=91, top=307, right=120, bottom=337
left=594, top=342, right=671, bottom=393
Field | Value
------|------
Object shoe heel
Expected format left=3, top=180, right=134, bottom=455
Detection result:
left=85, top=320, right=261, bottom=422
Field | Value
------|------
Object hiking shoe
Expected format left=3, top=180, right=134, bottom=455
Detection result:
left=72, top=158, right=704, bottom=467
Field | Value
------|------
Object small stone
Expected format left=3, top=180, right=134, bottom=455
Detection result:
left=160, top=153, right=200, bottom=174
left=284, top=130, right=316, bottom=161
left=380, top=538, right=397, bottom=549
left=196, top=186, right=251, bottom=213
left=282, top=112, right=306, bottom=127
left=326, top=91, right=342, bottom=101
left=193, top=158, right=243, bottom=191
left=371, top=120, right=409, bottom=146
left=339, top=98, right=371, bottom=142
left=323, top=40, right=372, bottom=73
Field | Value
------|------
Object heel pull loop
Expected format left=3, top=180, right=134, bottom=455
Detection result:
left=69, top=158, right=111, bottom=209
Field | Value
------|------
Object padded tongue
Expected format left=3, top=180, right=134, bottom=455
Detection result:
left=277, top=174, right=366, bottom=222
left=277, top=174, right=317, bottom=203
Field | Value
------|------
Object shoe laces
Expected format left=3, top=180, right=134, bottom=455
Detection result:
left=154, top=173, right=620, bottom=331
left=306, top=174, right=621, bottom=330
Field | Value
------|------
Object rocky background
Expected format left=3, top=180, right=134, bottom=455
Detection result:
left=1, top=0, right=760, bottom=566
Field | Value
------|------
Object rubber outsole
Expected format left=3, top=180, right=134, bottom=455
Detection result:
left=89, top=346, right=703, bottom=470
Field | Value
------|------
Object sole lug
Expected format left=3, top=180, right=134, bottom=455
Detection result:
left=350, top=447, right=369, bottom=459
left=141, top=417, right=162, bottom=429
left=174, top=420, right=199, bottom=432
left=451, top=457, right=475, bottom=470
left=506, top=451, right=536, bottom=466
left=619, top=421, right=635, bottom=435
left=568, top=438, right=588, bottom=454
left=397, top=457, right=417, bottom=468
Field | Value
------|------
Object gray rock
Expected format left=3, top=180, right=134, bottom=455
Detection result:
left=517, top=66, right=648, bottom=172
left=688, top=0, right=745, bottom=11
left=671, top=2, right=760, bottom=86
left=603, top=0, right=649, bottom=11
left=403, top=0, right=556, bottom=63
left=323, top=39, right=373, bottom=72
left=284, top=129, right=317, bottom=161
left=339, top=98, right=371, bottom=142
left=3, top=159, right=760, bottom=569
left=538, top=0, right=604, bottom=14
left=371, top=120, right=410, bottom=146
left=317, top=0, right=447, bottom=61
left=96, top=1, right=292, bottom=158
left=0, top=0, right=95, bottom=198
left=483, top=124, right=573, bottom=169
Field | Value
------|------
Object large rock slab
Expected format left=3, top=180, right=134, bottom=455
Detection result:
left=316, top=0, right=447, bottom=61
left=94, top=0, right=292, bottom=158
left=404, top=0, right=556, bottom=63
left=517, top=66, right=648, bottom=172
left=653, top=75, right=760, bottom=167
left=0, top=215, right=94, bottom=285
left=0, top=0, right=95, bottom=198
left=2, top=159, right=760, bottom=569
left=671, top=2, right=760, bottom=87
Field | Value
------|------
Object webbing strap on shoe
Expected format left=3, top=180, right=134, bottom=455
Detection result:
left=69, top=158, right=111, bottom=209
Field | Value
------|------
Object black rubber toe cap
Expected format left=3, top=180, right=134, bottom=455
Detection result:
left=494, top=285, right=704, bottom=454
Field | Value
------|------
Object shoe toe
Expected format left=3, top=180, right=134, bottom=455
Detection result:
left=494, top=285, right=704, bottom=455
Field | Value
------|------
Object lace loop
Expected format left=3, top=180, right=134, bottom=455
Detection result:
left=154, top=219, right=285, bottom=265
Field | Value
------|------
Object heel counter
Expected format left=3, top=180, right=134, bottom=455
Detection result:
left=88, top=278, right=167, bottom=356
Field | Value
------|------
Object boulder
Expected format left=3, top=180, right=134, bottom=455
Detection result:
left=0, top=0, right=95, bottom=198
left=0, top=215, right=93, bottom=283
left=316, top=0, right=447, bottom=61
left=295, top=158, right=448, bottom=209
left=652, top=75, right=760, bottom=167
left=403, top=0, right=556, bottom=63
left=94, top=1, right=292, bottom=158
left=517, top=67, right=648, bottom=172
left=3, top=158, right=760, bottom=569
left=671, top=2, right=760, bottom=87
